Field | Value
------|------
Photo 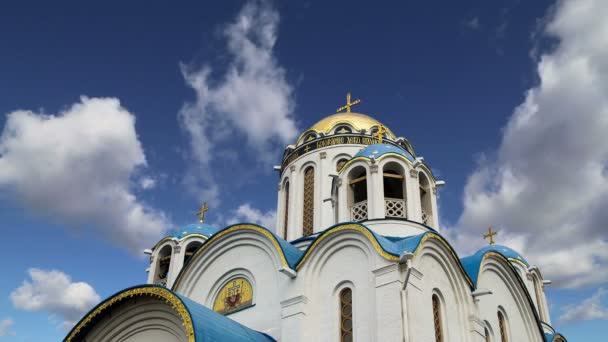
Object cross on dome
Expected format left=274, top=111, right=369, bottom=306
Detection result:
left=372, top=125, right=389, bottom=143
left=197, top=202, right=209, bottom=223
left=483, top=226, right=498, bottom=245
left=336, top=92, right=361, bottom=113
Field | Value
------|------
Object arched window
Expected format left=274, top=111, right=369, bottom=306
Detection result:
left=432, top=294, right=443, bottom=342
left=283, top=181, right=290, bottom=239
left=302, top=166, right=315, bottom=236
left=340, top=288, right=353, bottom=342
left=348, top=166, right=368, bottom=221
left=419, top=172, right=433, bottom=225
left=155, top=245, right=172, bottom=287
left=183, top=241, right=203, bottom=267
left=336, top=158, right=349, bottom=172
left=498, top=311, right=508, bottom=342
left=485, top=327, right=490, bottom=342
left=383, top=162, right=406, bottom=218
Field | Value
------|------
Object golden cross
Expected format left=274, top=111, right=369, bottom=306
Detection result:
left=196, top=202, right=209, bottom=223
left=372, top=125, right=388, bottom=143
left=483, top=226, right=498, bottom=245
left=337, top=92, right=361, bottom=113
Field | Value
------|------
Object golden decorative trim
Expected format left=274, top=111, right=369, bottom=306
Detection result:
left=173, top=224, right=290, bottom=289
left=296, top=112, right=397, bottom=144
left=65, top=286, right=194, bottom=342
left=295, top=224, right=400, bottom=270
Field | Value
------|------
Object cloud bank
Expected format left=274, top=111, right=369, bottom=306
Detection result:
left=0, top=97, right=170, bottom=251
left=178, top=0, right=298, bottom=203
left=227, top=203, right=276, bottom=231
left=559, top=288, right=608, bottom=324
left=450, top=0, right=608, bottom=288
left=10, top=268, right=100, bottom=329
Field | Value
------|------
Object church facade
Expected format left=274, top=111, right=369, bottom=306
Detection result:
left=65, top=95, right=567, bottom=342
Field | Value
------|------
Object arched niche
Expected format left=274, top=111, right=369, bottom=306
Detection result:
left=348, top=166, right=368, bottom=221
left=382, top=161, right=407, bottom=219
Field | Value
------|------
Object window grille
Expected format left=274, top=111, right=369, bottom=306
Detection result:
left=302, top=167, right=315, bottom=236
left=283, top=182, right=290, bottom=239
left=340, top=288, right=353, bottom=342
left=432, top=294, right=443, bottom=342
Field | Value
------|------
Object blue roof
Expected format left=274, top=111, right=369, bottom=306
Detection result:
left=65, top=285, right=275, bottom=342
left=353, top=143, right=415, bottom=162
left=266, top=228, right=304, bottom=269
left=176, top=292, right=275, bottom=341
left=169, top=223, right=220, bottom=239
left=461, top=244, right=529, bottom=288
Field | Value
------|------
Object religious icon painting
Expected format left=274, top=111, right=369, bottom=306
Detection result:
left=213, top=277, right=254, bottom=315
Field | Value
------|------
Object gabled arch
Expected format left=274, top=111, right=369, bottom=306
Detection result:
left=172, top=223, right=302, bottom=291
left=412, top=236, right=475, bottom=341
left=476, top=252, right=546, bottom=341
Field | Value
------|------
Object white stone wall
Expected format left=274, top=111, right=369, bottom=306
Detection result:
left=475, top=256, right=544, bottom=342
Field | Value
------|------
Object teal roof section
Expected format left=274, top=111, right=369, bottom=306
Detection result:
left=461, top=244, right=530, bottom=288
left=170, top=223, right=219, bottom=239
left=353, top=143, right=414, bottom=162
left=65, top=285, right=275, bottom=342
left=176, top=292, right=275, bottom=342
left=263, top=226, right=305, bottom=269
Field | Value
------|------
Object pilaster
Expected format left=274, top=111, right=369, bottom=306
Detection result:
left=280, top=295, right=308, bottom=342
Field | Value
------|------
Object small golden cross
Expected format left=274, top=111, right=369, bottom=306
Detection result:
left=372, top=125, right=388, bottom=143
left=337, top=92, right=361, bottom=113
left=483, top=226, right=498, bottom=245
left=196, top=202, right=209, bottom=223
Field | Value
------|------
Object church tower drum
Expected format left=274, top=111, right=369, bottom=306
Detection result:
left=276, top=94, right=443, bottom=241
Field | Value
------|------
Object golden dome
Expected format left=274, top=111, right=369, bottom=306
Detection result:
left=296, top=112, right=396, bottom=144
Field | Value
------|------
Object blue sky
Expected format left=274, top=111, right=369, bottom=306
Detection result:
left=1, top=0, right=607, bottom=340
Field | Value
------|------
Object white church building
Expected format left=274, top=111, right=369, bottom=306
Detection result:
left=65, top=95, right=568, bottom=342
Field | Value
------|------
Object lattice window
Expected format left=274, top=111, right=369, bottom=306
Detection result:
left=422, top=210, right=429, bottom=225
left=385, top=198, right=406, bottom=218
left=340, top=288, right=353, bottom=342
left=432, top=294, right=443, bottom=342
left=498, top=311, right=508, bottom=342
left=350, top=200, right=368, bottom=221
left=283, top=182, right=290, bottom=240
left=336, top=158, right=348, bottom=172
left=302, top=167, right=315, bottom=236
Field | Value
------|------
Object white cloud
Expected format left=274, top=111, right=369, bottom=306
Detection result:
left=0, top=96, right=170, bottom=251
left=0, top=318, right=15, bottom=337
left=227, top=203, right=276, bottom=232
left=449, top=0, right=608, bottom=288
left=178, top=0, right=298, bottom=201
left=139, top=176, right=156, bottom=190
left=559, top=288, right=608, bottom=324
left=11, top=268, right=100, bottom=329
left=464, top=16, right=480, bottom=30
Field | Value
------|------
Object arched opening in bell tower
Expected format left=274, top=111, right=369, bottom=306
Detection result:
left=382, top=162, right=407, bottom=219
left=419, top=172, right=433, bottom=226
left=155, top=245, right=172, bottom=287
left=348, top=166, right=368, bottom=221
left=183, top=241, right=203, bottom=267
